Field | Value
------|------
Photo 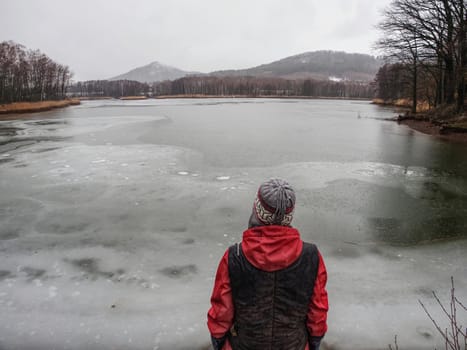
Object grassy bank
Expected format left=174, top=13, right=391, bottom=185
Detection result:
left=119, top=96, right=148, bottom=100
left=372, top=98, right=431, bottom=112
left=77, top=96, right=114, bottom=100
left=0, top=99, right=81, bottom=116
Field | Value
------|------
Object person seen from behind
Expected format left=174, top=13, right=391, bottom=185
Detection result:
left=207, top=178, right=328, bottom=350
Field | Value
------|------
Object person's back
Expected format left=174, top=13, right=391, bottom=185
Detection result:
left=207, top=179, right=328, bottom=350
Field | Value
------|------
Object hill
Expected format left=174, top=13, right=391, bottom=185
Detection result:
left=211, top=50, right=382, bottom=81
left=109, top=61, right=200, bottom=83
left=109, top=51, right=383, bottom=83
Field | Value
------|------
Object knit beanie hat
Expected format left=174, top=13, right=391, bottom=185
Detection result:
left=248, top=178, right=296, bottom=228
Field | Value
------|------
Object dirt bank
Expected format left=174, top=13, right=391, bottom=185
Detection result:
left=399, top=118, right=467, bottom=144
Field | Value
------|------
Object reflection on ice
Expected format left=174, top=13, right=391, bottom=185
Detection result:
left=354, top=162, right=430, bottom=178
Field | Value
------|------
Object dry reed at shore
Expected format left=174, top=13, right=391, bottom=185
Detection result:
left=0, top=99, right=80, bottom=115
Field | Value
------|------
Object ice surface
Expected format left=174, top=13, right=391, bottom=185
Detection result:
left=0, top=99, right=466, bottom=350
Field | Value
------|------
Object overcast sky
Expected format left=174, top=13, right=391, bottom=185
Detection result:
left=1, top=0, right=392, bottom=81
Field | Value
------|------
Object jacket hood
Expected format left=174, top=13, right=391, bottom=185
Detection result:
left=241, top=225, right=303, bottom=272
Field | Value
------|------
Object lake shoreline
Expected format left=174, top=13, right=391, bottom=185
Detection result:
left=154, top=94, right=371, bottom=100
left=372, top=99, right=467, bottom=145
left=0, top=99, right=81, bottom=118
left=0, top=96, right=371, bottom=119
left=399, top=118, right=467, bottom=144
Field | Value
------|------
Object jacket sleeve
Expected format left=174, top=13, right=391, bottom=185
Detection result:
left=207, top=250, right=234, bottom=339
left=306, top=250, right=328, bottom=337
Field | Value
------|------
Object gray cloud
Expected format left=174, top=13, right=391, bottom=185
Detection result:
left=0, top=0, right=392, bottom=80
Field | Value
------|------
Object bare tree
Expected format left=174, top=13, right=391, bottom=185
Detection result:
left=375, top=0, right=466, bottom=113
left=0, top=41, right=73, bottom=104
left=419, top=277, right=467, bottom=350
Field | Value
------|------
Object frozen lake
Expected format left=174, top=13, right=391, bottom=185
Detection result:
left=0, top=98, right=466, bottom=350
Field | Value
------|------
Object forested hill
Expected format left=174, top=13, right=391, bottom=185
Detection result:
left=211, top=51, right=383, bottom=81
left=110, top=51, right=383, bottom=83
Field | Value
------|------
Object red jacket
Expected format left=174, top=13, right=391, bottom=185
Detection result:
left=207, top=225, right=328, bottom=349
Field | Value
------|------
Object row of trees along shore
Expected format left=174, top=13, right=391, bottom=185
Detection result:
left=69, top=76, right=374, bottom=99
left=154, top=76, right=373, bottom=98
left=70, top=79, right=150, bottom=98
left=375, top=0, right=466, bottom=114
left=0, top=41, right=72, bottom=104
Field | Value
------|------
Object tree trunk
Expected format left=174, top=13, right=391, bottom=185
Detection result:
left=456, top=3, right=466, bottom=113
left=412, top=56, right=418, bottom=114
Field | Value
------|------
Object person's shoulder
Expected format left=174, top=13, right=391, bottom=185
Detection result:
left=302, top=240, right=318, bottom=249
left=226, top=242, right=242, bottom=255
left=301, top=241, right=320, bottom=258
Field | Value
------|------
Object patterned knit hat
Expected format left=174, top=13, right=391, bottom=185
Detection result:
left=248, top=178, right=296, bottom=228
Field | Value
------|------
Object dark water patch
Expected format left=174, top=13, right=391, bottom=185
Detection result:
left=0, top=137, right=71, bottom=153
left=32, top=147, right=60, bottom=153
left=0, top=158, right=13, bottom=164
left=27, top=120, right=68, bottom=126
left=419, top=181, right=465, bottom=201
left=0, top=136, right=70, bottom=145
left=0, top=270, right=13, bottom=281
left=67, top=258, right=99, bottom=274
left=63, top=258, right=125, bottom=281
left=65, top=257, right=125, bottom=280
left=367, top=216, right=409, bottom=244
left=182, top=238, right=195, bottom=244
left=0, top=140, right=35, bottom=152
left=302, top=175, right=467, bottom=245
left=416, top=326, right=434, bottom=339
left=368, top=217, right=402, bottom=235
left=160, top=264, right=198, bottom=278
left=0, top=228, right=20, bottom=240
left=368, top=216, right=413, bottom=244
left=419, top=216, right=467, bottom=242
left=0, top=126, right=23, bottom=136
left=369, top=215, right=467, bottom=244
left=19, top=267, right=46, bottom=281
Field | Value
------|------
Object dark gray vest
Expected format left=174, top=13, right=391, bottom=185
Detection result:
left=228, top=242, right=319, bottom=350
